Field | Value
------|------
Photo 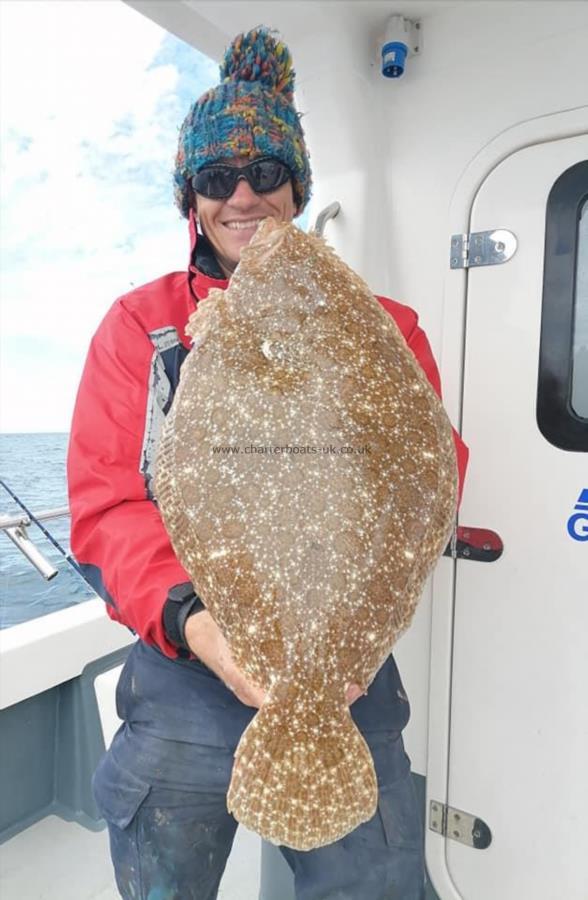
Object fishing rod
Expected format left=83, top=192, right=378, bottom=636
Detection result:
left=0, top=477, right=85, bottom=581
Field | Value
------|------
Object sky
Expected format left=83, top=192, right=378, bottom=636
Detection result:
left=0, top=0, right=220, bottom=433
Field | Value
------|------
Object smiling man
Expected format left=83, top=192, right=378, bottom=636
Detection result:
left=191, top=156, right=297, bottom=276
left=67, top=25, right=467, bottom=900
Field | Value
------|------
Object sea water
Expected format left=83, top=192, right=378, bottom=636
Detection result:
left=0, top=433, right=95, bottom=629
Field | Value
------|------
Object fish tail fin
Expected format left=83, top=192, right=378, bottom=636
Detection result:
left=226, top=684, right=377, bottom=850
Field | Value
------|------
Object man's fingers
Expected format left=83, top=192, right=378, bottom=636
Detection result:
left=227, top=674, right=266, bottom=709
left=345, top=683, right=365, bottom=705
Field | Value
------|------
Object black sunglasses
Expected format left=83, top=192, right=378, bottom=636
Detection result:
left=191, top=157, right=292, bottom=200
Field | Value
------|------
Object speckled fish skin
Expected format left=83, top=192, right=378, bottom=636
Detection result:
left=154, top=217, right=458, bottom=851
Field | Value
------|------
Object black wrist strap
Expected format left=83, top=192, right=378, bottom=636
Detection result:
left=163, top=582, right=205, bottom=654
left=176, top=594, right=205, bottom=649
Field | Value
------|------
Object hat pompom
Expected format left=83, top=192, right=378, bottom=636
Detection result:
left=174, top=25, right=312, bottom=218
left=220, top=27, right=295, bottom=101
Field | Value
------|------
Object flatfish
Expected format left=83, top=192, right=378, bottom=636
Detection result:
left=154, top=217, right=458, bottom=850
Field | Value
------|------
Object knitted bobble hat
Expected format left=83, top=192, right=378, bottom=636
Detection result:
left=173, top=27, right=312, bottom=218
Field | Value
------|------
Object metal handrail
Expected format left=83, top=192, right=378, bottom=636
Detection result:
left=312, top=201, right=341, bottom=236
left=0, top=506, right=70, bottom=530
left=1, top=505, right=71, bottom=582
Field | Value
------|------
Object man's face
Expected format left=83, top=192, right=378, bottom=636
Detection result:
left=193, top=156, right=297, bottom=279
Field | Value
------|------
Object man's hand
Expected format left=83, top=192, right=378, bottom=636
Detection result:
left=184, top=610, right=266, bottom=708
left=184, top=610, right=366, bottom=709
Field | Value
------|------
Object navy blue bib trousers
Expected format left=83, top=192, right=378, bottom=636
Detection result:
left=93, top=641, right=426, bottom=900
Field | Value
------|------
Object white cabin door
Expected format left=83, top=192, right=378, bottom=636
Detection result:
left=445, top=135, right=588, bottom=899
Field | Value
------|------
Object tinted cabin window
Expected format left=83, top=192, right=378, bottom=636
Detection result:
left=572, top=198, right=588, bottom=418
left=537, top=161, right=588, bottom=451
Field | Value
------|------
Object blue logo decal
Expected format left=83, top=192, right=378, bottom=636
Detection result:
left=567, top=488, right=588, bottom=542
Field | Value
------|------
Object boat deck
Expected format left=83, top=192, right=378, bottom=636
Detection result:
left=0, top=814, right=261, bottom=899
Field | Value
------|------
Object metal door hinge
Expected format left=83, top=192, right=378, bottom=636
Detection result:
left=450, top=229, right=517, bottom=268
left=429, top=800, right=492, bottom=849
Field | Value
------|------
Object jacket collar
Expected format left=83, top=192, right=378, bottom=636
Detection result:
left=187, top=208, right=229, bottom=302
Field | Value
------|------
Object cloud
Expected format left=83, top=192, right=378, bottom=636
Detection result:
left=0, top=0, right=218, bottom=432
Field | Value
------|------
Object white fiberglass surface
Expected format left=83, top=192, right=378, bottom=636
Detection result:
left=447, top=135, right=588, bottom=900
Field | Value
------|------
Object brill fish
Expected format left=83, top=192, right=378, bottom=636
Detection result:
left=154, top=217, right=458, bottom=850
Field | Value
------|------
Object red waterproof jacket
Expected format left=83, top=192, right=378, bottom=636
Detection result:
left=67, top=213, right=469, bottom=659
